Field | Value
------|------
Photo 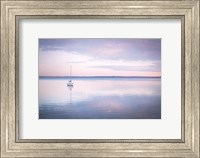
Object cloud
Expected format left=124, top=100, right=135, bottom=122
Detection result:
left=39, top=45, right=65, bottom=52
left=89, top=65, right=160, bottom=72
left=65, top=61, right=86, bottom=64
left=39, top=38, right=161, bottom=61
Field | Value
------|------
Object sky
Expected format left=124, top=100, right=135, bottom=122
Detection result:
left=39, top=38, right=161, bottom=77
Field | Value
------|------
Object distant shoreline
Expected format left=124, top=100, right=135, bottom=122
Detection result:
left=39, top=76, right=161, bottom=79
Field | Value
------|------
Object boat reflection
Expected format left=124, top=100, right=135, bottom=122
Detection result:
left=67, top=85, right=73, bottom=104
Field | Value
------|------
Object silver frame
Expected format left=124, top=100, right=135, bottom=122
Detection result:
left=1, top=0, right=199, bottom=157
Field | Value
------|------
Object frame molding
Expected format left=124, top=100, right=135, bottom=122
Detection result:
left=1, top=0, right=199, bottom=157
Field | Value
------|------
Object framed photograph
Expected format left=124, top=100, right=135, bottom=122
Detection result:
left=1, top=0, right=199, bottom=157
left=39, top=38, right=161, bottom=119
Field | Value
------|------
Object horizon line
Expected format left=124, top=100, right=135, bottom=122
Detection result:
left=39, top=76, right=161, bottom=78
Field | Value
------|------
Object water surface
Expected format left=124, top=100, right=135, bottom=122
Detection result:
left=39, top=77, right=161, bottom=119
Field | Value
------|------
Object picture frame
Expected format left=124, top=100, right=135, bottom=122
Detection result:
left=0, top=0, right=199, bottom=157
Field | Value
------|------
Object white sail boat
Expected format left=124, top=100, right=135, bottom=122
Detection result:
left=67, top=65, right=73, bottom=86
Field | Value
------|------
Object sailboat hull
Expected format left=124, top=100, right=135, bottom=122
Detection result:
left=67, top=82, right=73, bottom=86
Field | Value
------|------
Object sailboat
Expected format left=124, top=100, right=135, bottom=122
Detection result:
left=67, top=65, right=73, bottom=86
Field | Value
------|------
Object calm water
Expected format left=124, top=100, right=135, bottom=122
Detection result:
left=39, top=77, right=161, bottom=119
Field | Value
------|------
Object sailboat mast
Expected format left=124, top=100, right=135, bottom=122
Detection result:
left=70, top=65, right=72, bottom=77
left=67, top=64, right=73, bottom=86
